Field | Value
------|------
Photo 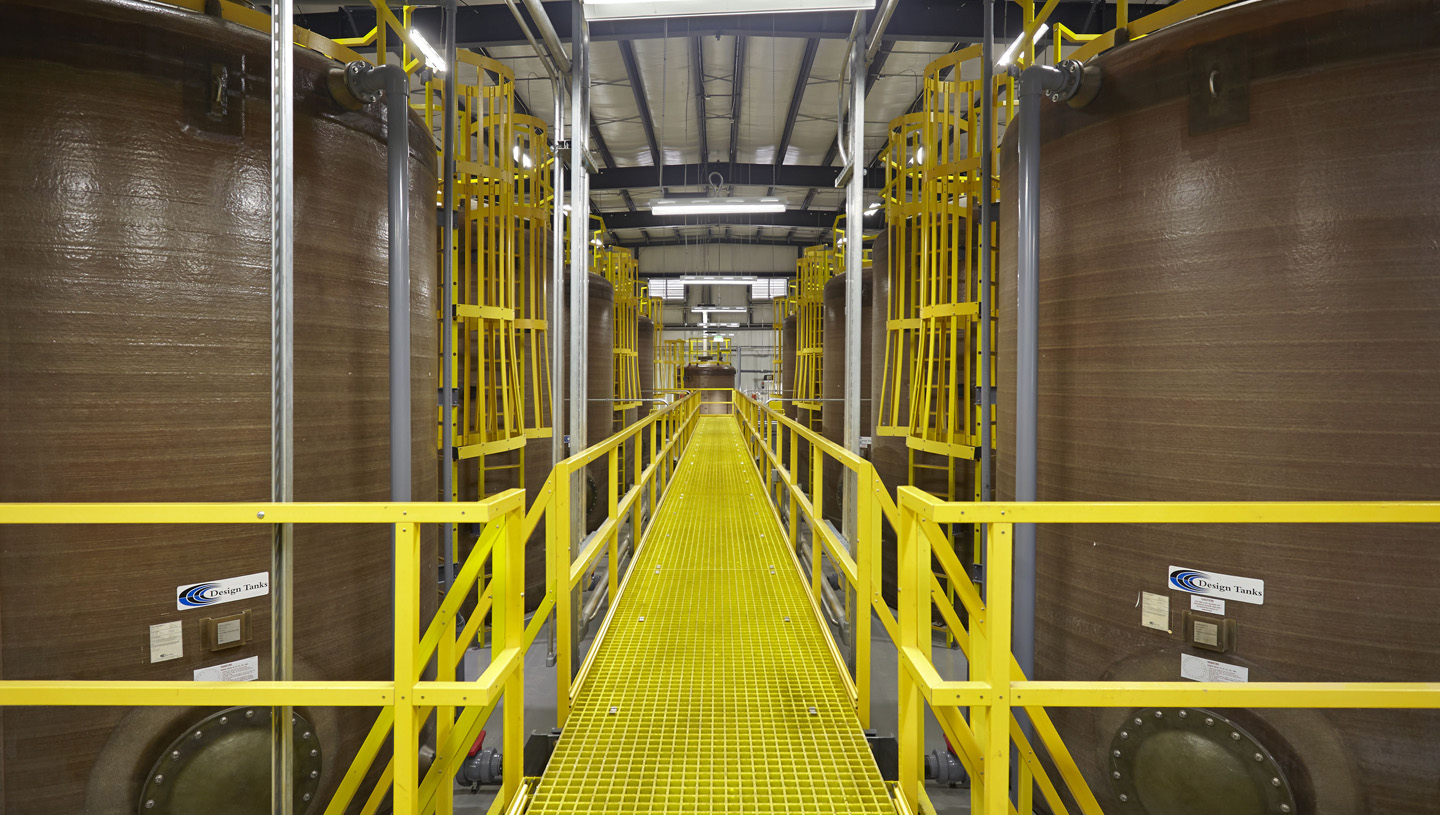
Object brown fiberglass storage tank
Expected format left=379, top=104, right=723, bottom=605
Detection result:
left=780, top=313, right=809, bottom=487
left=998, top=1, right=1440, bottom=811
left=868, top=230, right=957, bottom=605
left=476, top=241, right=554, bottom=612
left=820, top=267, right=874, bottom=524
left=685, top=363, right=737, bottom=414
left=0, top=1, right=436, bottom=812
left=563, top=273, right=614, bottom=529
left=638, top=316, right=656, bottom=410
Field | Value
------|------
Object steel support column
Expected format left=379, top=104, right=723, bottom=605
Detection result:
left=268, top=2, right=296, bottom=812
left=842, top=20, right=865, bottom=672
left=567, top=0, right=590, bottom=676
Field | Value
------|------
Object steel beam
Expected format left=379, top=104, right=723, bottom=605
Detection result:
left=773, top=38, right=819, bottom=182
left=590, top=163, right=880, bottom=191
left=297, top=2, right=1125, bottom=50
left=727, top=35, right=747, bottom=168
left=617, top=40, right=662, bottom=168
left=600, top=209, right=841, bottom=230
left=692, top=36, right=710, bottom=170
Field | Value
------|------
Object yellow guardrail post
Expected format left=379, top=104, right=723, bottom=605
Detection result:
left=499, top=508, right=526, bottom=801
left=981, top=521, right=1012, bottom=815
left=552, top=462, right=573, bottom=725
left=855, top=467, right=876, bottom=728
left=393, top=521, right=421, bottom=815
left=608, top=448, right=620, bottom=601
left=895, top=488, right=927, bottom=808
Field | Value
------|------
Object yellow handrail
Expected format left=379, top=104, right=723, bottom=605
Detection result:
left=894, top=487, right=1440, bottom=815
left=0, top=491, right=529, bottom=815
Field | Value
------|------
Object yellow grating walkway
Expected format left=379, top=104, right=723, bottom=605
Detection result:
left=528, top=416, right=893, bottom=815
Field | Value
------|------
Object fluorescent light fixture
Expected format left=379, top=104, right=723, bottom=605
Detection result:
left=583, top=0, right=874, bottom=21
left=512, top=146, right=534, bottom=168
left=694, top=306, right=747, bottom=313
left=997, top=23, right=1049, bottom=68
left=651, top=198, right=786, bottom=216
left=408, top=29, right=447, bottom=73
left=701, top=322, right=741, bottom=328
left=865, top=202, right=881, bottom=212
left=678, top=275, right=757, bottom=286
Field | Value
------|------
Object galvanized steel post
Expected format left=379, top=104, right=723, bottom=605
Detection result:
left=842, top=12, right=866, bottom=674
left=268, top=1, right=296, bottom=812
left=567, top=0, right=590, bottom=676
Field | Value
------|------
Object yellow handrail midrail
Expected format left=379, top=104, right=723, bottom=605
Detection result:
left=729, top=389, right=1440, bottom=813
left=894, top=486, right=1440, bottom=815
left=0, top=491, right=529, bottom=815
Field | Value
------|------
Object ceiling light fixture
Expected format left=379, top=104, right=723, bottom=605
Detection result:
left=582, top=0, right=874, bottom=22
left=651, top=197, right=786, bottom=216
left=408, top=29, right=447, bottom=73
left=996, top=23, right=1050, bottom=69
left=693, top=306, right=747, bottom=313
left=678, top=275, right=757, bottom=286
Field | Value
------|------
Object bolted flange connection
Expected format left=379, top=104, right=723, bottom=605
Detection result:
left=458, top=747, right=504, bottom=787
left=328, top=60, right=382, bottom=110
left=925, top=748, right=968, bottom=788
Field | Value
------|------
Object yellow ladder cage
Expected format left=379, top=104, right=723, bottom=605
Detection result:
left=511, top=114, right=555, bottom=446
left=793, top=243, right=834, bottom=432
left=638, top=288, right=665, bottom=411
left=771, top=290, right=796, bottom=393
left=658, top=338, right=685, bottom=392
left=595, top=244, right=643, bottom=422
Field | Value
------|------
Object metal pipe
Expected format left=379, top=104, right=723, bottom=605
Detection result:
left=841, top=18, right=865, bottom=672
left=799, top=538, right=849, bottom=641
left=520, top=0, right=572, bottom=77
left=566, top=0, right=590, bottom=677
left=863, top=0, right=901, bottom=64
left=978, top=0, right=994, bottom=535
left=835, top=12, right=866, bottom=169
left=502, top=0, right=560, bottom=82
left=550, top=79, right=567, bottom=469
left=546, top=72, right=567, bottom=671
left=269, top=0, right=296, bottom=809
left=440, top=0, right=457, bottom=603
left=1013, top=58, right=1096, bottom=681
left=337, top=62, right=416, bottom=506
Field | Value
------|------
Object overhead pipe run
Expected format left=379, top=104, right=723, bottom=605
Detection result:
left=1012, top=58, right=1099, bottom=681
left=520, top=0, right=572, bottom=78
left=503, top=0, right=562, bottom=82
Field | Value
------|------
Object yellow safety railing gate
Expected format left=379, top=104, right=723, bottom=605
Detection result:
left=0, top=494, right=529, bottom=815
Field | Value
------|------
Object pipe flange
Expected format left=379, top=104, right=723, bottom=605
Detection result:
left=328, top=60, right=382, bottom=110
left=137, top=707, right=323, bottom=815
left=1046, top=59, right=1102, bottom=108
left=1109, top=707, right=1295, bottom=815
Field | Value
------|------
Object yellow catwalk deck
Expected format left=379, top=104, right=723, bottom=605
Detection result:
left=528, top=416, right=892, bottom=815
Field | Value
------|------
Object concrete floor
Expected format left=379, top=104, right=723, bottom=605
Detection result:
left=451, top=605, right=973, bottom=814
